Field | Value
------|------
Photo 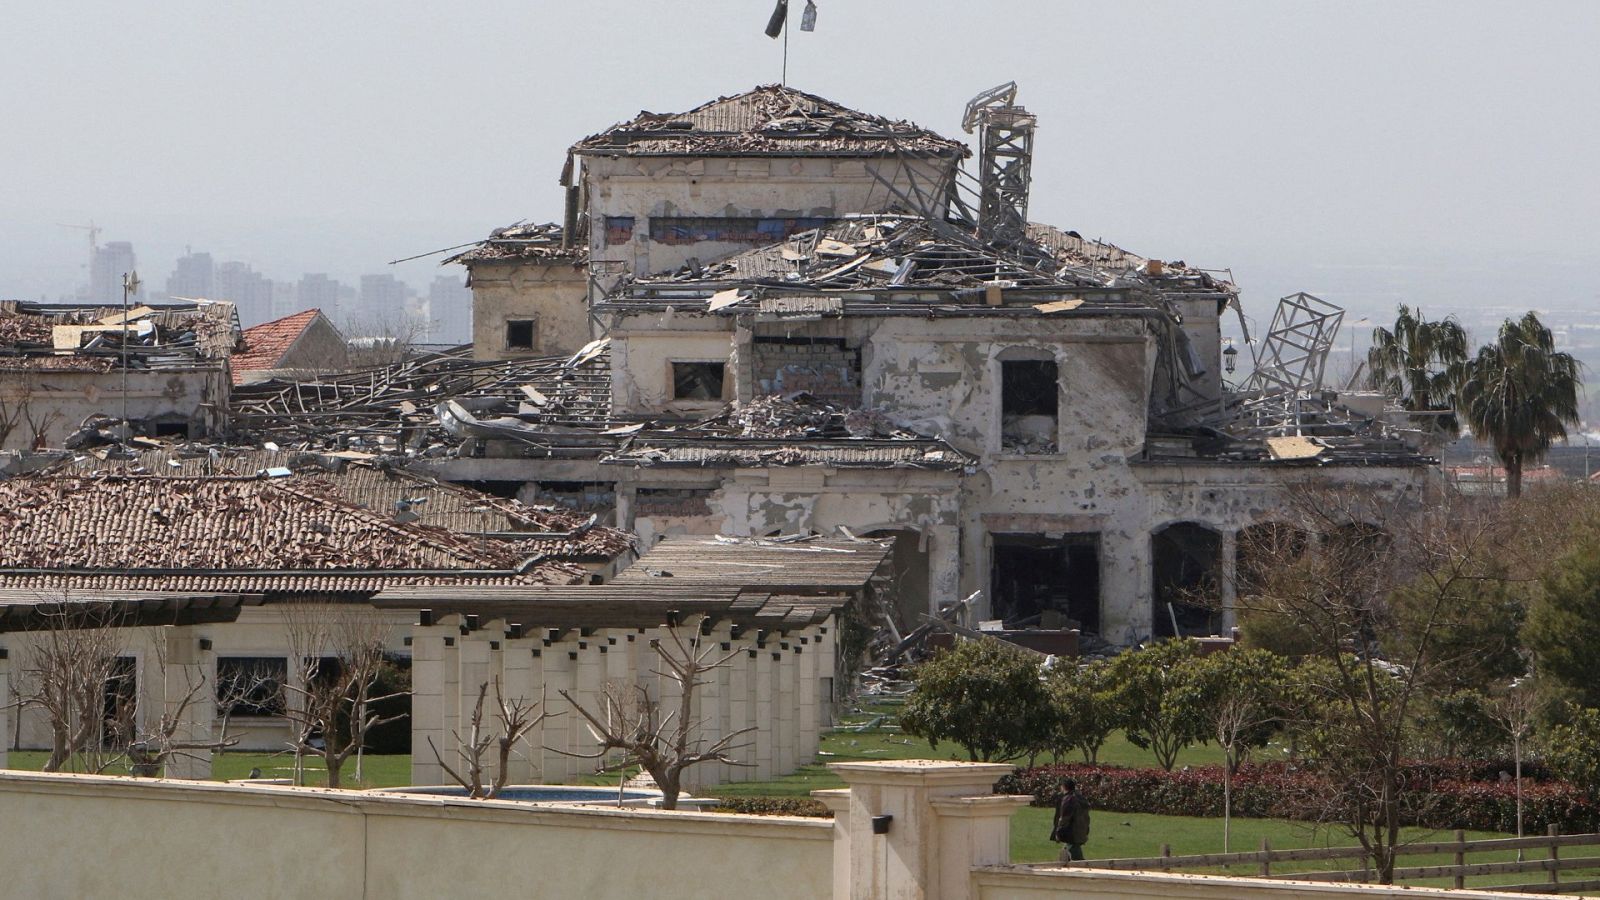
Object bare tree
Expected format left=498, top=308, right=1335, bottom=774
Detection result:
left=0, top=375, right=61, bottom=451
left=556, top=619, right=752, bottom=809
left=125, top=632, right=269, bottom=777
left=14, top=602, right=127, bottom=772
left=1239, top=483, right=1518, bottom=883
left=279, top=601, right=407, bottom=789
left=427, top=677, right=546, bottom=799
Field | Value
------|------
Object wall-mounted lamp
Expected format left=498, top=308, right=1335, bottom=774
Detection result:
left=871, top=814, right=894, bottom=835
left=1223, top=341, right=1238, bottom=375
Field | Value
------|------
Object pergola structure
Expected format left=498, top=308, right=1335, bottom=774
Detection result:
left=380, top=536, right=892, bottom=788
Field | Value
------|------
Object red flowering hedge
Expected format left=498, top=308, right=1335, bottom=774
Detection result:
left=996, top=763, right=1600, bottom=835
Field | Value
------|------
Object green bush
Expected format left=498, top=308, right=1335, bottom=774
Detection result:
left=713, top=796, right=832, bottom=817
left=900, top=638, right=1051, bottom=763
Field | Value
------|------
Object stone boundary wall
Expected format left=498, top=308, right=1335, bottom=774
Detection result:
left=973, top=866, right=1539, bottom=900
left=0, top=770, right=831, bottom=900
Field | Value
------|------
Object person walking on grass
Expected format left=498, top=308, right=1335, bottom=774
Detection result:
left=1051, top=778, right=1091, bottom=862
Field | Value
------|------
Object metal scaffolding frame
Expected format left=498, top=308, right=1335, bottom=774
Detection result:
left=1240, top=292, right=1345, bottom=434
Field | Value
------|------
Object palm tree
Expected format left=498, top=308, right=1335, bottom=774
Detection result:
left=1366, top=305, right=1470, bottom=437
left=1457, top=312, right=1582, bottom=499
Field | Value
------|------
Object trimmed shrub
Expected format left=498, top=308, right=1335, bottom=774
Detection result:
left=713, top=796, right=833, bottom=818
left=997, top=762, right=1600, bottom=835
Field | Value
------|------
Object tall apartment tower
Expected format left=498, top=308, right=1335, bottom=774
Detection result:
left=89, top=241, right=140, bottom=305
left=356, top=273, right=412, bottom=331
left=214, top=261, right=274, bottom=326
left=427, top=274, right=472, bottom=345
left=164, top=250, right=215, bottom=301
left=297, top=273, right=343, bottom=320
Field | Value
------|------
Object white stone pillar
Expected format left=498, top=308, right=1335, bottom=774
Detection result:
left=796, top=627, right=819, bottom=766
left=928, top=524, right=963, bottom=617
left=162, top=627, right=216, bottom=781
left=439, top=616, right=463, bottom=773
left=0, top=642, right=11, bottom=769
left=498, top=625, right=539, bottom=786
left=408, top=618, right=454, bottom=785
left=573, top=634, right=604, bottom=773
left=727, top=634, right=753, bottom=783
left=813, top=788, right=852, bottom=900
left=816, top=619, right=837, bottom=729
left=753, top=637, right=775, bottom=781
left=832, top=761, right=1027, bottom=900
left=699, top=623, right=731, bottom=787
left=774, top=640, right=797, bottom=777
left=540, top=632, right=576, bottom=783
left=1220, top=528, right=1239, bottom=633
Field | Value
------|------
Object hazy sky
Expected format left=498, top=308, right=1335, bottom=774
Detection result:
left=3, top=0, right=1597, bottom=327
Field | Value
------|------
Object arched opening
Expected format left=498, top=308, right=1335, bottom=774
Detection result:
left=1151, top=522, right=1223, bottom=638
left=990, top=533, right=1100, bottom=633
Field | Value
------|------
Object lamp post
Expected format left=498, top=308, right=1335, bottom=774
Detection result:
left=120, top=270, right=140, bottom=446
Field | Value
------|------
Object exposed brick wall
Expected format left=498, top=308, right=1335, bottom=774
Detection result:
left=751, top=340, right=860, bottom=407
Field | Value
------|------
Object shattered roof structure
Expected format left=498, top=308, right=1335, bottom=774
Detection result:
left=570, top=85, right=968, bottom=159
left=442, top=222, right=587, bottom=266
left=46, top=448, right=635, bottom=562
left=612, top=534, right=892, bottom=593
left=229, top=343, right=613, bottom=453
left=599, top=215, right=1234, bottom=316
left=0, top=472, right=592, bottom=593
left=0, top=299, right=238, bottom=372
left=231, top=309, right=332, bottom=384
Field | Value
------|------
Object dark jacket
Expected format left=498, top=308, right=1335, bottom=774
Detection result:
left=1051, top=790, right=1091, bottom=845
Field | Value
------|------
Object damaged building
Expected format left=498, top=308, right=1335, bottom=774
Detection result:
left=0, top=299, right=238, bottom=451
left=424, top=83, right=1433, bottom=645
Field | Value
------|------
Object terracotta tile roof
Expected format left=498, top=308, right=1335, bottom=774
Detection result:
left=571, top=85, right=968, bottom=158
left=232, top=309, right=325, bottom=384
left=58, top=449, right=636, bottom=562
left=0, top=473, right=589, bottom=589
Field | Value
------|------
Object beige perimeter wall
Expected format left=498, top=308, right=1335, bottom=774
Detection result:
left=0, top=770, right=832, bottom=900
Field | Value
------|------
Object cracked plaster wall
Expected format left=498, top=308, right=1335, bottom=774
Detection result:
left=0, top=368, right=228, bottom=451
left=466, top=262, right=590, bottom=361
left=582, top=155, right=955, bottom=277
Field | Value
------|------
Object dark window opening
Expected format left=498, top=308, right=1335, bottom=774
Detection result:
left=103, top=656, right=138, bottom=748
left=151, top=420, right=189, bottom=438
left=458, top=480, right=524, bottom=500
left=672, top=362, right=725, bottom=400
left=650, top=216, right=829, bottom=246
left=530, top=481, right=616, bottom=517
left=990, top=534, right=1100, bottom=633
left=505, top=318, right=537, bottom=351
left=604, top=216, right=636, bottom=246
left=1001, top=359, right=1059, bottom=452
left=217, top=656, right=288, bottom=717
left=1152, top=523, right=1223, bottom=638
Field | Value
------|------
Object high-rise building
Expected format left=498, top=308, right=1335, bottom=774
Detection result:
left=356, top=273, right=412, bottom=332
left=427, top=274, right=472, bottom=345
left=270, top=281, right=299, bottom=320
left=214, top=261, right=274, bottom=326
left=296, top=273, right=343, bottom=320
left=88, top=241, right=140, bottom=305
left=164, top=250, right=214, bottom=302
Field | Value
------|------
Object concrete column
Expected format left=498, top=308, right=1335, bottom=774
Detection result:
left=1100, top=531, right=1153, bottom=644
left=832, top=761, right=1028, bottom=900
left=700, top=623, right=731, bottom=787
left=813, top=788, right=852, bottom=900
left=815, top=620, right=837, bottom=729
left=796, top=628, right=819, bottom=766
left=753, top=637, right=775, bottom=781
left=0, top=642, right=11, bottom=769
left=774, top=641, right=797, bottom=777
left=573, top=635, right=604, bottom=772
left=540, top=633, right=576, bottom=782
left=162, top=627, right=216, bottom=781
left=498, top=625, right=538, bottom=786
left=727, top=634, right=753, bottom=783
left=1220, top=528, right=1239, bottom=633
left=929, top=524, right=963, bottom=617
left=438, top=616, right=463, bottom=774
left=408, top=619, right=452, bottom=785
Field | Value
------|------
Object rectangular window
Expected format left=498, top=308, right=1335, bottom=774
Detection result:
left=217, top=656, right=288, bottom=717
left=649, top=216, right=829, bottom=246
left=505, top=318, right=537, bottom=351
left=604, top=216, right=636, bottom=246
left=672, top=362, right=726, bottom=401
left=1001, top=359, right=1059, bottom=453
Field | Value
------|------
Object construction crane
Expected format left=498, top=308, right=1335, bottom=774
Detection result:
left=56, top=220, right=102, bottom=278
left=961, top=83, right=1036, bottom=248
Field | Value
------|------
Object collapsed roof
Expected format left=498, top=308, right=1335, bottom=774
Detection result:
left=0, top=299, right=238, bottom=372
left=443, top=222, right=587, bottom=266
left=569, top=84, right=969, bottom=160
